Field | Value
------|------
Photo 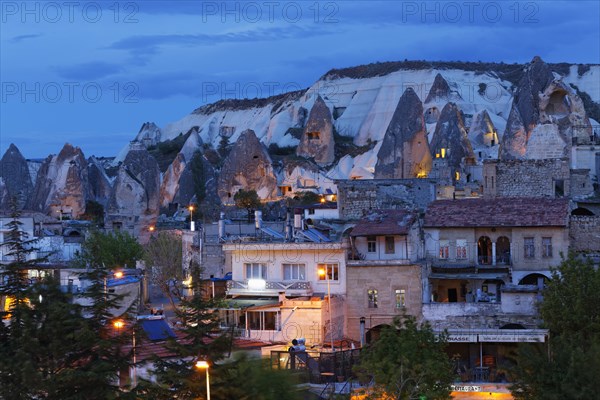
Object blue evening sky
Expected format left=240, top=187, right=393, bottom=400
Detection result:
left=1, top=0, right=599, bottom=158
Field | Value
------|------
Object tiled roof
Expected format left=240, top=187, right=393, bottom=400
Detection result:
left=423, top=198, right=569, bottom=228
left=350, top=210, right=415, bottom=236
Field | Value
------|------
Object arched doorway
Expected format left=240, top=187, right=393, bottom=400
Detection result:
left=366, top=324, right=391, bottom=344
left=496, top=236, right=511, bottom=265
left=571, top=207, right=594, bottom=216
left=478, top=236, right=492, bottom=265
left=519, top=273, right=550, bottom=289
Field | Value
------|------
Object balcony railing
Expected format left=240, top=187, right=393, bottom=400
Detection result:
left=227, top=280, right=312, bottom=296
left=423, top=302, right=502, bottom=320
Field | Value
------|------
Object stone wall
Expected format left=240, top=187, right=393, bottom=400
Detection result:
left=570, top=215, right=600, bottom=251
left=483, top=159, right=570, bottom=198
left=570, top=169, right=594, bottom=199
left=336, top=179, right=436, bottom=220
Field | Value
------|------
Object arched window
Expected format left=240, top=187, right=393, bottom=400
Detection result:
left=496, top=236, right=510, bottom=265
left=477, top=236, right=492, bottom=265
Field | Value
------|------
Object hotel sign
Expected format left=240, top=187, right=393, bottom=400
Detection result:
left=451, top=385, right=482, bottom=392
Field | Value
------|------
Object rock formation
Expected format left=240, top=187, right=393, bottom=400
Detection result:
left=217, top=129, right=277, bottom=202
left=160, top=153, right=187, bottom=208
left=296, top=95, right=335, bottom=165
left=499, top=56, right=591, bottom=159
left=429, top=102, right=475, bottom=181
left=0, top=144, right=33, bottom=209
left=469, top=110, right=499, bottom=147
left=106, top=142, right=160, bottom=239
left=374, top=87, right=432, bottom=179
left=87, top=156, right=112, bottom=206
left=424, top=73, right=462, bottom=123
left=136, top=122, right=162, bottom=148
left=27, top=143, right=90, bottom=218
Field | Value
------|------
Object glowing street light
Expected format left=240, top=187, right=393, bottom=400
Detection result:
left=114, top=271, right=124, bottom=279
left=318, top=267, right=334, bottom=352
left=188, top=204, right=195, bottom=231
left=113, top=319, right=124, bottom=330
left=195, top=360, right=211, bottom=400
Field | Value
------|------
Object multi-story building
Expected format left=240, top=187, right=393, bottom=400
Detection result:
left=345, top=210, right=423, bottom=343
left=421, top=197, right=569, bottom=380
left=220, top=214, right=347, bottom=347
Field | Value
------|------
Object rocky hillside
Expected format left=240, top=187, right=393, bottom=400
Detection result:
left=2, top=57, right=599, bottom=228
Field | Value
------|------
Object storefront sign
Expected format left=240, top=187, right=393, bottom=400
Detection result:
left=479, top=333, right=545, bottom=342
left=451, top=385, right=482, bottom=392
left=446, top=333, right=478, bottom=342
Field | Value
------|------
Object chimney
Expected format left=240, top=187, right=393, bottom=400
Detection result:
left=218, top=212, right=225, bottom=239
left=255, top=210, right=263, bottom=229
left=294, top=209, right=303, bottom=230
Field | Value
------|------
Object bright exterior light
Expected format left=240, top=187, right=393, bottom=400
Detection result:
left=320, top=197, right=326, bottom=203
left=196, top=360, right=211, bottom=400
left=195, top=360, right=209, bottom=369
left=114, top=271, right=124, bottom=279
left=113, top=320, right=125, bottom=329
left=247, top=279, right=266, bottom=290
left=188, top=205, right=195, bottom=212
left=318, top=268, right=326, bottom=277
left=149, top=226, right=155, bottom=232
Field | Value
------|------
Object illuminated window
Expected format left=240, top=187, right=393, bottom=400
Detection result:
left=368, top=289, right=378, bottom=308
left=283, top=263, right=305, bottom=280
left=318, top=263, right=339, bottom=281
left=395, top=289, right=406, bottom=308
left=456, top=239, right=467, bottom=259
left=367, top=236, right=376, bottom=253
left=439, top=240, right=450, bottom=259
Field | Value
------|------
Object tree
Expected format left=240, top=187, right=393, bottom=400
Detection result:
left=511, top=255, right=600, bottom=400
left=144, top=230, right=183, bottom=309
left=233, top=189, right=261, bottom=222
left=74, top=230, right=144, bottom=270
left=355, top=316, right=453, bottom=400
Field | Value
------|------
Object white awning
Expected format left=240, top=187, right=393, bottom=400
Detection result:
left=438, top=329, right=548, bottom=343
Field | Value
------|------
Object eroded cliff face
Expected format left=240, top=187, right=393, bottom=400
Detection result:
left=429, top=102, right=475, bottom=180
left=0, top=144, right=33, bottom=209
left=499, top=56, right=592, bottom=160
left=160, top=153, right=187, bottom=209
left=217, top=129, right=277, bottom=202
left=374, top=87, right=432, bottom=179
left=106, top=142, right=160, bottom=238
left=27, top=143, right=90, bottom=218
left=296, top=95, right=335, bottom=166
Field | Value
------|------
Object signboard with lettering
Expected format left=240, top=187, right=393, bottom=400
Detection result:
left=479, top=333, right=546, bottom=342
left=446, top=333, right=478, bottom=343
left=450, top=385, right=482, bottom=392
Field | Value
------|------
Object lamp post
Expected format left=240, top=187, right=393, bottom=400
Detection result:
left=195, top=360, right=210, bottom=400
left=318, top=267, right=334, bottom=352
left=113, top=320, right=137, bottom=388
left=188, top=205, right=195, bottom=231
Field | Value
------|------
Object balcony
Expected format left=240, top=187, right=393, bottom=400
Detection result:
left=227, top=280, right=312, bottom=296
left=347, top=258, right=412, bottom=267
left=423, top=302, right=502, bottom=321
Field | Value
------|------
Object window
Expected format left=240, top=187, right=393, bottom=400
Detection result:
left=283, top=263, right=305, bottom=280
left=318, top=263, right=339, bottom=281
left=456, top=239, right=467, bottom=259
left=245, top=263, right=267, bottom=280
left=367, top=236, right=376, bottom=253
left=439, top=240, right=450, bottom=259
left=385, top=236, right=395, bottom=254
left=542, top=237, right=552, bottom=258
left=368, top=289, right=378, bottom=308
left=395, top=289, right=406, bottom=308
left=524, top=238, right=535, bottom=259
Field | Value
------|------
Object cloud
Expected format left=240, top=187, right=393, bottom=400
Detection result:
left=11, top=34, right=43, bottom=43
left=108, top=25, right=337, bottom=55
left=54, top=61, right=124, bottom=81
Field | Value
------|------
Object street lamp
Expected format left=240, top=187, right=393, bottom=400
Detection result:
left=188, top=205, right=195, bottom=231
left=195, top=360, right=211, bottom=400
left=113, top=320, right=137, bottom=387
left=318, top=267, right=334, bottom=352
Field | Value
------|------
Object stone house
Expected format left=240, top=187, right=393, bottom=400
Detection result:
left=345, top=210, right=423, bottom=343
left=421, top=197, right=569, bottom=379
